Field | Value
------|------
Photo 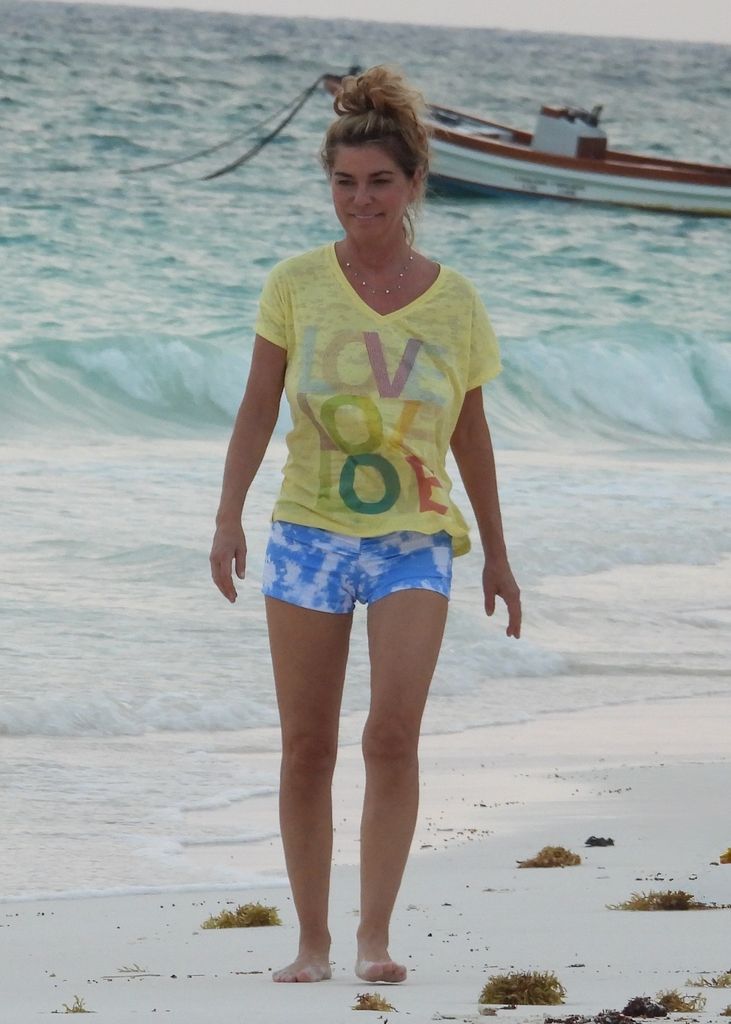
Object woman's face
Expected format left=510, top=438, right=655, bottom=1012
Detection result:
left=329, top=144, right=420, bottom=246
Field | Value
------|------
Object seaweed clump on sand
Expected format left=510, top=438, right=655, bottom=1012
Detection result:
left=621, top=996, right=667, bottom=1017
left=352, top=992, right=396, bottom=1011
left=201, top=901, right=281, bottom=929
left=655, top=989, right=706, bottom=1012
left=55, top=996, right=91, bottom=1013
left=479, top=970, right=566, bottom=1005
left=545, top=1013, right=634, bottom=1024
left=517, top=846, right=581, bottom=868
left=608, top=889, right=715, bottom=911
left=687, top=971, right=731, bottom=988
left=719, top=848, right=731, bottom=864
left=544, top=1017, right=593, bottom=1024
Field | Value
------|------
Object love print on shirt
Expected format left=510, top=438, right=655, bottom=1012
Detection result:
left=296, top=327, right=451, bottom=516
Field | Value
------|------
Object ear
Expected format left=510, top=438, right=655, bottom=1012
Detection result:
left=410, top=166, right=425, bottom=198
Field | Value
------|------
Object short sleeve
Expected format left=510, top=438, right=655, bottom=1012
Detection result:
left=467, top=288, right=502, bottom=389
left=254, top=263, right=291, bottom=350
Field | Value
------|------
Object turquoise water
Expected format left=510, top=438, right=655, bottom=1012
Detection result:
left=2, top=4, right=730, bottom=442
left=1, top=1, right=730, bottom=897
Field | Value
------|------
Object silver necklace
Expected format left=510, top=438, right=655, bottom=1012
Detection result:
left=343, top=251, right=415, bottom=296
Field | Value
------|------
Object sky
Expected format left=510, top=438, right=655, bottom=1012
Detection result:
left=62, top=0, right=731, bottom=45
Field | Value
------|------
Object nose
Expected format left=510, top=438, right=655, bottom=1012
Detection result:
left=353, top=182, right=372, bottom=207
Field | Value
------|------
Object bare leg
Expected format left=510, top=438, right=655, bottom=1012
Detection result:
left=356, top=589, right=449, bottom=983
left=265, top=597, right=353, bottom=983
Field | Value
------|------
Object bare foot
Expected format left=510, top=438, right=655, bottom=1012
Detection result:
left=272, top=953, right=332, bottom=983
left=355, top=955, right=407, bottom=984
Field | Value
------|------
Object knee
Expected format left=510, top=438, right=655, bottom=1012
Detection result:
left=362, top=719, right=417, bottom=768
left=282, top=733, right=338, bottom=778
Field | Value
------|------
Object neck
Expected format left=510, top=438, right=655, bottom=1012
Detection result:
left=339, top=233, right=412, bottom=271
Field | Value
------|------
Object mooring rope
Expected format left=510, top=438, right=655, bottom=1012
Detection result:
left=122, top=74, right=326, bottom=177
left=202, top=74, right=326, bottom=181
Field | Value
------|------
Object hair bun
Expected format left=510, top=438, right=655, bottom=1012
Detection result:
left=334, top=66, right=422, bottom=121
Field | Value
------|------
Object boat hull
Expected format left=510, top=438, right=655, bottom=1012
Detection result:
left=429, top=137, right=731, bottom=216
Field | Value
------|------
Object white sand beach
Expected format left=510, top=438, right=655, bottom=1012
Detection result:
left=4, top=695, right=730, bottom=1023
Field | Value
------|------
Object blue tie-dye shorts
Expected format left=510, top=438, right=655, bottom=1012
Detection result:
left=261, top=520, right=453, bottom=614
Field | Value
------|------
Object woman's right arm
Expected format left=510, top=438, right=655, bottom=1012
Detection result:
left=209, top=335, right=287, bottom=603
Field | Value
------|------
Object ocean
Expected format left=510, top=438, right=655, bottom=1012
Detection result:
left=1, top=0, right=729, bottom=900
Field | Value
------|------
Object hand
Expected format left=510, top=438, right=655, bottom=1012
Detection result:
left=483, top=560, right=521, bottom=638
left=209, top=521, right=247, bottom=603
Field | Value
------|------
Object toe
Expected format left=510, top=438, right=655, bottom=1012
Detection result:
left=356, top=958, right=407, bottom=983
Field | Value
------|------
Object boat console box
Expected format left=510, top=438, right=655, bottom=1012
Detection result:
left=531, top=106, right=608, bottom=160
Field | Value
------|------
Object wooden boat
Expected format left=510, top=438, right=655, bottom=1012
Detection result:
left=322, top=74, right=731, bottom=217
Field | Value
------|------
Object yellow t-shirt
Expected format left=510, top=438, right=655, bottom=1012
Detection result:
left=254, top=243, right=501, bottom=556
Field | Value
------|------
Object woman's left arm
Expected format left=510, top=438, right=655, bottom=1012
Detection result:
left=450, top=386, right=522, bottom=638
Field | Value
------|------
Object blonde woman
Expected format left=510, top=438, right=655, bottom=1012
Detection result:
left=210, top=66, right=521, bottom=984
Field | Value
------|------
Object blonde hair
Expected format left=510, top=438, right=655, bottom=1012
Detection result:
left=321, top=66, right=431, bottom=242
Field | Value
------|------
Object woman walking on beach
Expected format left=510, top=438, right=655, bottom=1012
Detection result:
left=210, top=66, right=521, bottom=985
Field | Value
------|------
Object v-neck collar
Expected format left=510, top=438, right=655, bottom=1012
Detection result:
left=328, top=242, right=444, bottom=321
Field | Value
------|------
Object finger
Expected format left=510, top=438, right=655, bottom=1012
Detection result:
left=234, top=547, right=246, bottom=580
left=506, top=595, right=522, bottom=638
left=484, top=588, right=496, bottom=616
left=211, top=559, right=237, bottom=603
